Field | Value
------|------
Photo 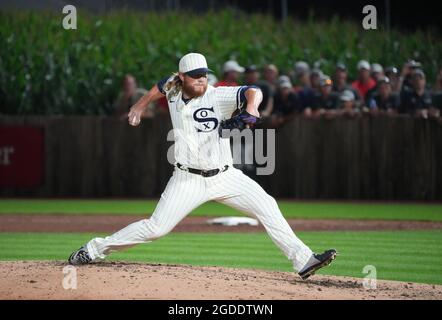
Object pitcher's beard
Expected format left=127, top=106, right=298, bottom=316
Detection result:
left=182, top=81, right=207, bottom=98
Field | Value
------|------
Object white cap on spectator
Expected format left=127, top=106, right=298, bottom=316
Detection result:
left=179, top=53, right=211, bottom=75
left=278, top=75, right=291, bottom=83
left=407, top=59, right=422, bottom=69
left=279, top=80, right=293, bottom=89
left=278, top=75, right=292, bottom=87
left=357, top=60, right=371, bottom=70
left=223, top=60, right=245, bottom=73
left=371, top=63, right=384, bottom=73
left=294, top=61, right=310, bottom=75
left=340, top=90, right=355, bottom=102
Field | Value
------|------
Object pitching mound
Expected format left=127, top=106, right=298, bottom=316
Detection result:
left=1, top=261, right=441, bottom=300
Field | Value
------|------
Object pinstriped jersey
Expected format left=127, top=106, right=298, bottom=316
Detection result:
left=158, top=77, right=248, bottom=170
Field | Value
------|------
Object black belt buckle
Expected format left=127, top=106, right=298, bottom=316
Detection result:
left=201, top=169, right=219, bottom=177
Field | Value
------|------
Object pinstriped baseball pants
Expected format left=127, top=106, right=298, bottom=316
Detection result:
left=86, top=167, right=313, bottom=272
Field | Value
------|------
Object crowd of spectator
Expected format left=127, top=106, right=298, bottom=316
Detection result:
left=113, top=59, right=442, bottom=128
left=238, top=59, right=442, bottom=128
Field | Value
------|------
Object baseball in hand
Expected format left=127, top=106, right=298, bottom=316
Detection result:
left=128, top=111, right=141, bottom=126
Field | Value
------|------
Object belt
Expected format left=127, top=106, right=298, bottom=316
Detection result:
left=176, top=163, right=229, bottom=177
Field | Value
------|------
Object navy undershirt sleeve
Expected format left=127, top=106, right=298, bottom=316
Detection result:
left=156, top=76, right=170, bottom=95
left=236, top=85, right=259, bottom=109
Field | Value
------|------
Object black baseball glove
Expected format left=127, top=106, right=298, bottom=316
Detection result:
left=218, top=109, right=262, bottom=138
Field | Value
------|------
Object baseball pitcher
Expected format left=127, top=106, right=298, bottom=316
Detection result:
left=68, top=53, right=337, bottom=280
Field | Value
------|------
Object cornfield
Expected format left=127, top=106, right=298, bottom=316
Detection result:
left=0, top=9, right=441, bottom=115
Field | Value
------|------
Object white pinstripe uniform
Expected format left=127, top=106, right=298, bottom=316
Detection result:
left=86, top=53, right=314, bottom=272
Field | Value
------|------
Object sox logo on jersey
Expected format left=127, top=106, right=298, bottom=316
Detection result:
left=193, top=107, right=218, bottom=132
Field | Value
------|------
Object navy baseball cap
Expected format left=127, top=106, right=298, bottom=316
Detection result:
left=245, top=65, right=258, bottom=73
left=385, top=66, right=398, bottom=75
left=185, top=68, right=212, bottom=77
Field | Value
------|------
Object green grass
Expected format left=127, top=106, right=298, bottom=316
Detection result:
left=1, top=199, right=442, bottom=221
left=0, top=231, right=441, bottom=285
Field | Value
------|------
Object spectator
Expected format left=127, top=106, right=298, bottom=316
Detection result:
left=400, top=70, right=439, bottom=118
left=293, top=61, right=311, bottom=91
left=308, top=75, right=339, bottom=118
left=270, top=77, right=300, bottom=127
left=339, top=89, right=360, bottom=118
left=385, top=66, right=401, bottom=93
left=332, top=63, right=362, bottom=106
left=332, top=63, right=348, bottom=91
left=215, top=60, right=244, bottom=87
left=263, top=64, right=279, bottom=93
left=351, top=60, right=376, bottom=100
left=293, top=64, right=316, bottom=112
left=294, top=61, right=310, bottom=84
left=294, top=71, right=311, bottom=92
left=294, top=61, right=310, bottom=74
left=371, top=63, right=385, bottom=81
left=277, top=75, right=291, bottom=84
left=365, top=63, right=385, bottom=103
left=244, top=64, right=259, bottom=85
left=367, top=77, right=400, bottom=116
left=398, top=59, right=422, bottom=92
left=113, top=74, right=151, bottom=119
left=310, top=68, right=323, bottom=92
left=244, top=65, right=274, bottom=118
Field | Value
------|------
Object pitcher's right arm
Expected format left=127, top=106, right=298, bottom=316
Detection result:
left=128, top=84, right=164, bottom=126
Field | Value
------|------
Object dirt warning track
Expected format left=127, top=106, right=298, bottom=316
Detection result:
left=1, top=215, right=441, bottom=233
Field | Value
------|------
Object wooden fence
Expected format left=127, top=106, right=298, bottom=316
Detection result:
left=1, top=115, right=441, bottom=200
left=263, top=116, right=442, bottom=200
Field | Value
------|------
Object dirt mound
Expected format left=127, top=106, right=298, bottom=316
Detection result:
left=0, top=261, right=440, bottom=300
left=1, top=215, right=442, bottom=233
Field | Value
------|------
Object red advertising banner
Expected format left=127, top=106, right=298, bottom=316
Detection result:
left=0, top=126, right=44, bottom=187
